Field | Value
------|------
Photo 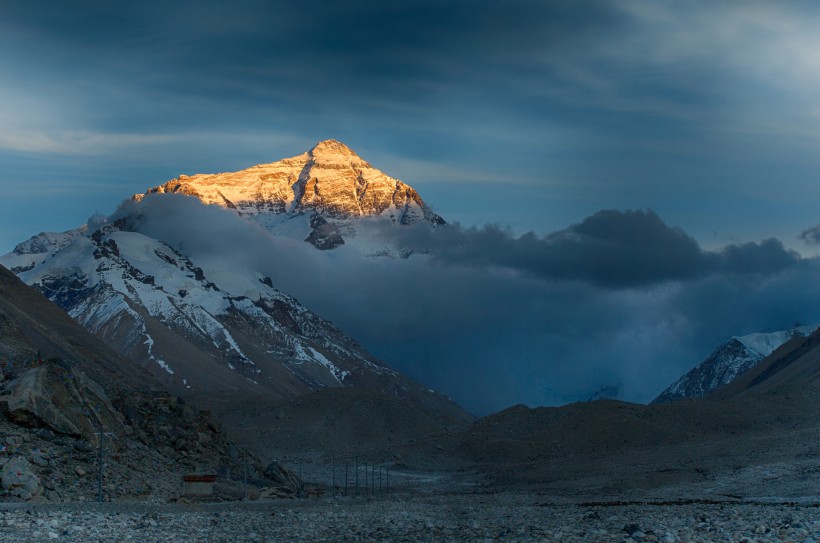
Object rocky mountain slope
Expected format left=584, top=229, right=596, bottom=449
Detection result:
left=0, top=141, right=471, bottom=427
left=137, top=139, right=444, bottom=252
left=0, top=264, right=299, bottom=502
left=0, top=262, right=152, bottom=390
left=651, top=325, right=816, bottom=404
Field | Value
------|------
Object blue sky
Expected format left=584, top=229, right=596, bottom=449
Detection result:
left=3, top=0, right=820, bottom=254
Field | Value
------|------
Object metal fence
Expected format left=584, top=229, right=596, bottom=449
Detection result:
left=278, top=457, right=392, bottom=497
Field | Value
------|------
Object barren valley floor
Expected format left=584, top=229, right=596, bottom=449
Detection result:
left=3, top=493, right=820, bottom=542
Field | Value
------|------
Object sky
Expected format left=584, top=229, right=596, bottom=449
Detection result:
left=4, top=1, right=820, bottom=413
left=4, top=1, right=820, bottom=253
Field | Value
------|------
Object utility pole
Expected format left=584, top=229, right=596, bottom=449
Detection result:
left=242, top=449, right=248, bottom=499
left=97, top=429, right=103, bottom=503
left=94, top=429, right=115, bottom=503
left=86, top=399, right=114, bottom=504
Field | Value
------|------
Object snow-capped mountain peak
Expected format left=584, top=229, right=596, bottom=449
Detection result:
left=652, top=324, right=818, bottom=404
left=135, top=140, right=444, bottom=251
left=733, top=325, right=815, bottom=358
left=308, top=138, right=364, bottom=161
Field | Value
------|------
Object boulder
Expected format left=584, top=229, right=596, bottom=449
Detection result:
left=262, top=461, right=302, bottom=496
left=1, top=456, right=43, bottom=500
left=0, top=364, right=123, bottom=444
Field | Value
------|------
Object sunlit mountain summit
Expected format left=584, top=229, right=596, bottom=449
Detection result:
left=136, top=139, right=444, bottom=250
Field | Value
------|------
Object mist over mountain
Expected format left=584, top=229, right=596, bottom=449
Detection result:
left=100, top=198, right=820, bottom=415
left=6, top=141, right=820, bottom=416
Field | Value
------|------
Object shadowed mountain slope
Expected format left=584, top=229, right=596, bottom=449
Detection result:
left=0, top=263, right=155, bottom=391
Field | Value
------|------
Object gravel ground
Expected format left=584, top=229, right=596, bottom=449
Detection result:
left=2, top=494, right=820, bottom=542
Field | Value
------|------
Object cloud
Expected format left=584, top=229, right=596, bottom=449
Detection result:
left=102, top=196, right=820, bottom=415
left=360, top=209, right=801, bottom=288
left=0, top=130, right=179, bottom=155
left=5, top=0, right=820, bottom=178
left=799, top=224, right=820, bottom=245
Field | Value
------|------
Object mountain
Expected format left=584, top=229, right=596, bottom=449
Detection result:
left=651, top=325, right=816, bottom=404
left=136, top=139, right=444, bottom=252
left=0, top=263, right=298, bottom=502
left=3, top=228, right=86, bottom=274
left=0, top=262, right=152, bottom=390
left=711, top=326, right=820, bottom=399
left=0, top=141, right=471, bottom=427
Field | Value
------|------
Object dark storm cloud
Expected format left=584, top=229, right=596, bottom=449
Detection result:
left=102, top=196, right=820, bottom=415
left=2, top=1, right=616, bottom=100
left=0, top=0, right=626, bottom=145
left=361, top=209, right=801, bottom=288
left=712, top=238, right=801, bottom=276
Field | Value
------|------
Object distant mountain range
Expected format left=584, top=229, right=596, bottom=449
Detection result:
left=0, top=140, right=470, bottom=425
left=652, top=325, right=817, bottom=404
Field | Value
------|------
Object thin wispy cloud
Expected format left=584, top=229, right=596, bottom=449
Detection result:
left=0, top=130, right=179, bottom=155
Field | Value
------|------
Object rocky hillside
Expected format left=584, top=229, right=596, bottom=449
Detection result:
left=0, top=265, right=298, bottom=502
left=0, top=262, right=151, bottom=390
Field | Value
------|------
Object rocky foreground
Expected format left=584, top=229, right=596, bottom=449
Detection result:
left=2, top=494, right=820, bottom=542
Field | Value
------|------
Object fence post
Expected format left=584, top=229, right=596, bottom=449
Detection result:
left=97, top=427, right=103, bottom=503
left=243, top=449, right=248, bottom=499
